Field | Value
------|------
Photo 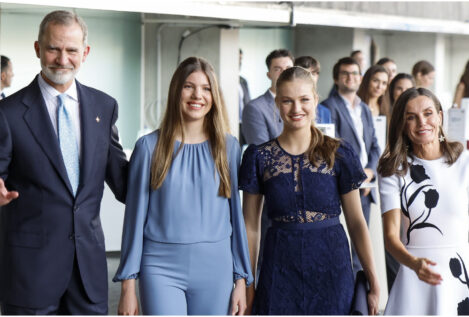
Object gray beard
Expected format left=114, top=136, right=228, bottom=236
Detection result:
left=41, top=64, right=78, bottom=85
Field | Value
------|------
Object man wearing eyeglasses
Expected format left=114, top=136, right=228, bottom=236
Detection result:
left=322, top=56, right=380, bottom=277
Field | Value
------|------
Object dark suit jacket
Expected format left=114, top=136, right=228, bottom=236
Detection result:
left=322, top=91, right=380, bottom=202
left=0, top=76, right=128, bottom=308
left=242, top=89, right=283, bottom=145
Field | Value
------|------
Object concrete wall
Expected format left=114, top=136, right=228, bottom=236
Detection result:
left=239, top=27, right=293, bottom=99
left=294, top=25, right=354, bottom=101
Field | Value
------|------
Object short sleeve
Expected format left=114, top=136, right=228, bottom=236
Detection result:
left=239, top=144, right=263, bottom=194
left=336, top=141, right=367, bottom=195
left=378, top=173, right=402, bottom=214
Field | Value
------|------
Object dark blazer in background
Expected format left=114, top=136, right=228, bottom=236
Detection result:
left=321, top=90, right=380, bottom=202
left=242, top=89, right=283, bottom=145
left=0, top=76, right=128, bottom=308
left=239, top=76, right=251, bottom=110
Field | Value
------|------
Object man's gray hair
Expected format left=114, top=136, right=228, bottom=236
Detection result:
left=38, top=10, right=88, bottom=46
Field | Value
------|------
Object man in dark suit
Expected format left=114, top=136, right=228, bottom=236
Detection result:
left=242, top=49, right=293, bottom=145
left=322, top=57, right=380, bottom=276
left=0, top=10, right=128, bottom=315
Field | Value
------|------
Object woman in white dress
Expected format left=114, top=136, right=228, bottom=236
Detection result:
left=378, top=87, right=469, bottom=315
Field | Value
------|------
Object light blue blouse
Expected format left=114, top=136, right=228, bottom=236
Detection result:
left=113, top=130, right=253, bottom=285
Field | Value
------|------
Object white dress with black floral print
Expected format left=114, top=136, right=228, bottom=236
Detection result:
left=379, top=151, right=469, bottom=315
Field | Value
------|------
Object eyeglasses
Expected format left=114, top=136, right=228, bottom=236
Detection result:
left=339, top=70, right=360, bottom=77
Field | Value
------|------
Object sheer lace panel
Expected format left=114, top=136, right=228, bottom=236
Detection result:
left=261, top=142, right=293, bottom=182
left=274, top=211, right=335, bottom=223
left=261, top=142, right=335, bottom=183
left=303, top=156, right=335, bottom=176
left=293, top=157, right=302, bottom=192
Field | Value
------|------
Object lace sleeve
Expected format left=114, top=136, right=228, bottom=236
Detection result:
left=336, top=141, right=367, bottom=195
left=239, top=144, right=262, bottom=194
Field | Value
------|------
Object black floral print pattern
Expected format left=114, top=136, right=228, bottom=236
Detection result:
left=401, top=164, right=442, bottom=245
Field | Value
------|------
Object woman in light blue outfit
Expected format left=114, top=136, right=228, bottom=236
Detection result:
left=114, top=57, right=253, bottom=315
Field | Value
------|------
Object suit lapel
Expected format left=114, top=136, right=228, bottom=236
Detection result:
left=22, top=76, right=74, bottom=195
left=335, top=94, right=361, bottom=146
left=76, top=81, right=99, bottom=196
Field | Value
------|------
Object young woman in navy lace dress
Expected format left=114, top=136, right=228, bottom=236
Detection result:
left=240, top=66, right=380, bottom=315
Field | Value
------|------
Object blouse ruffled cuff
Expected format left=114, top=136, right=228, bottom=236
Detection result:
left=234, top=272, right=254, bottom=287
left=112, top=272, right=139, bottom=283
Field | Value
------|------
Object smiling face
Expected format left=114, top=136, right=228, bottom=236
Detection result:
left=34, top=21, right=89, bottom=91
left=405, top=95, right=442, bottom=147
left=180, top=70, right=213, bottom=124
left=335, top=63, right=361, bottom=94
left=276, top=78, right=317, bottom=132
left=393, top=78, right=414, bottom=103
left=368, top=71, right=388, bottom=98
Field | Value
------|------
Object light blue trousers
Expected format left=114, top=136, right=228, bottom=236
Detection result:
left=139, top=238, right=233, bottom=315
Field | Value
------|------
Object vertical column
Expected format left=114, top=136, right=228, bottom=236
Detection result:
left=219, top=28, right=240, bottom=137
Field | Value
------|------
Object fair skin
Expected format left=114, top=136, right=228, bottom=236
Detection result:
left=383, top=95, right=444, bottom=286
left=335, top=64, right=374, bottom=194
left=34, top=21, right=90, bottom=93
left=0, top=22, right=90, bottom=205
left=118, top=70, right=247, bottom=316
left=393, top=78, right=414, bottom=104
left=383, top=61, right=397, bottom=81
left=415, top=71, right=435, bottom=89
left=267, top=56, right=293, bottom=94
left=1, top=60, right=14, bottom=90
left=244, top=78, right=380, bottom=314
left=367, top=71, right=389, bottom=117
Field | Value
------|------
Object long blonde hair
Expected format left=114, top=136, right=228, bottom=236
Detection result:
left=150, top=57, right=232, bottom=198
left=276, top=66, right=340, bottom=169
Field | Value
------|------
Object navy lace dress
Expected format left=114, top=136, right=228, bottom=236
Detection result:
left=239, top=139, right=366, bottom=315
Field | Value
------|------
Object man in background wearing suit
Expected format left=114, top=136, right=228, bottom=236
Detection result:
left=1, top=55, right=14, bottom=99
left=0, top=10, right=128, bottom=315
left=242, top=48, right=293, bottom=145
left=322, top=57, right=380, bottom=276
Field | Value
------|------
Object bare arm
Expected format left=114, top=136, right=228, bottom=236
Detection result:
left=242, top=192, right=264, bottom=315
left=382, top=209, right=442, bottom=285
left=341, top=189, right=379, bottom=315
left=118, top=279, right=139, bottom=315
left=453, top=82, right=465, bottom=108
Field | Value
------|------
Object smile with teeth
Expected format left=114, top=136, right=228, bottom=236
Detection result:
left=417, top=129, right=432, bottom=135
left=188, top=102, right=204, bottom=110
left=289, top=114, right=305, bottom=121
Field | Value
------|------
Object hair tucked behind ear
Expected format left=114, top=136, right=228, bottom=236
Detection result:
left=150, top=57, right=232, bottom=198
left=276, top=66, right=340, bottom=169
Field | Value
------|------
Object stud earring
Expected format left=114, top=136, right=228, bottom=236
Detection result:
left=439, top=134, right=445, bottom=142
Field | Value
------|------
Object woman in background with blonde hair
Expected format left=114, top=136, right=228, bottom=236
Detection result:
left=114, top=57, right=253, bottom=315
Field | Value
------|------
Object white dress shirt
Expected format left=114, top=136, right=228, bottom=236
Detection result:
left=340, top=93, right=368, bottom=168
left=38, top=74, right=82, bottom=158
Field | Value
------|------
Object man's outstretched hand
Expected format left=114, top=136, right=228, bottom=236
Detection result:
left=0, top=178, right=18, bottom=206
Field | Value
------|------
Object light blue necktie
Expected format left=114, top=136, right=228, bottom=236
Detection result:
left=57, top=94, right=80, bottom=196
